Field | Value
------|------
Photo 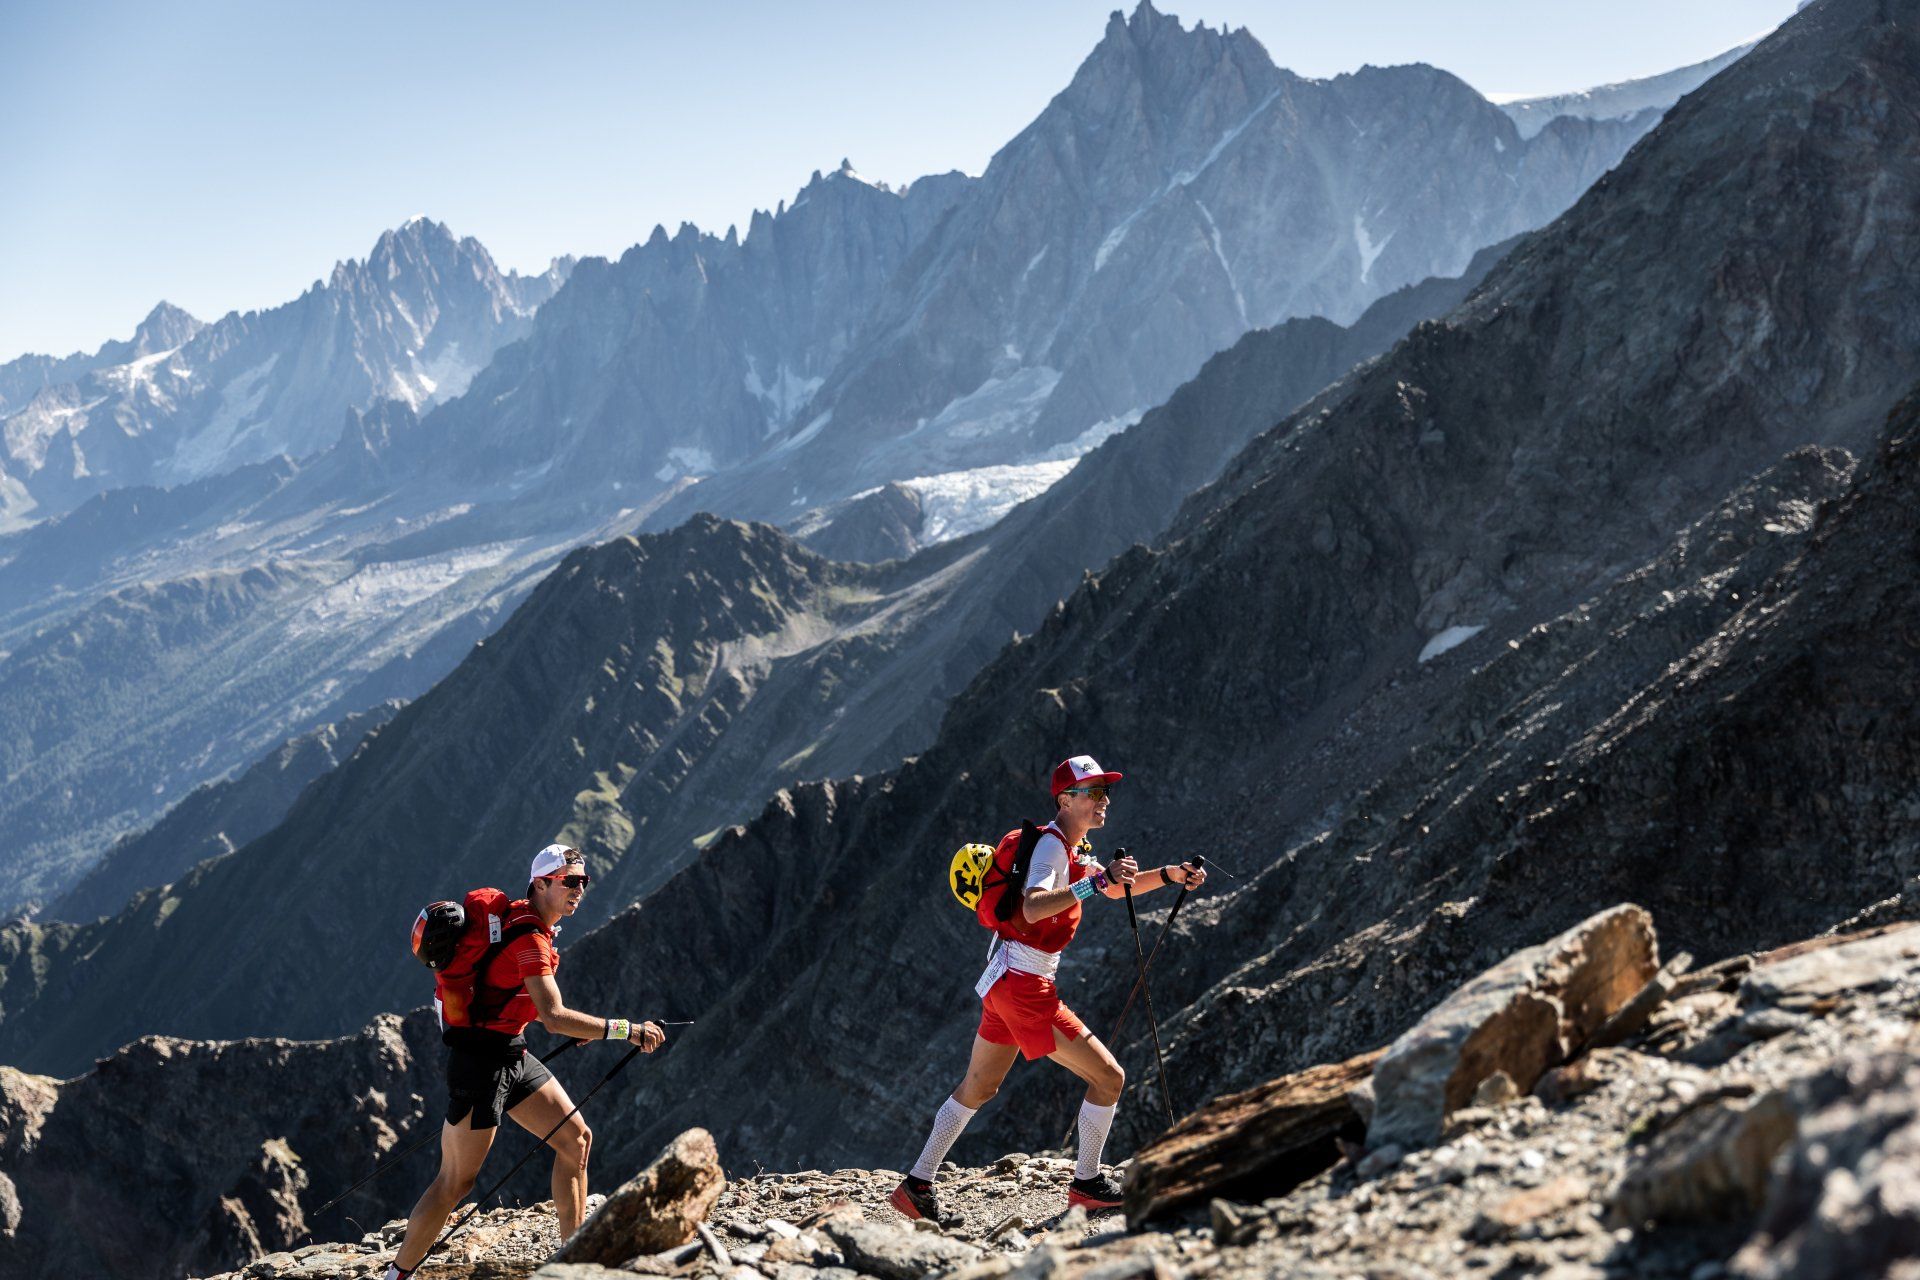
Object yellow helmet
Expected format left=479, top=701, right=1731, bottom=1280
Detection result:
left=949, top=843, right=996, bottom=910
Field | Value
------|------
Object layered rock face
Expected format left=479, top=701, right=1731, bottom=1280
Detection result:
left=0, top=1011, right=446, bottom=1280
left=408, top=164, right=971, bottom=492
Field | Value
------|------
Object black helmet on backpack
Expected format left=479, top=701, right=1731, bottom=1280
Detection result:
left=411, top=900, right=467, bottom=970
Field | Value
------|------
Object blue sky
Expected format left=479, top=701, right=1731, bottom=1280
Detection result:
left=0, top=0, right=1799, bottom=364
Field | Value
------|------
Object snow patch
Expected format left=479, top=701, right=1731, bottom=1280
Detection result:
left=420, top=342, right=481, bottom=405
left=4, top=393, right=108, bottom=470
left=1095, top=86, right=1282, bottom=276
left=1095, top=219, right=1136, bottom=273
left=1193, top=199, right=1248, bottom=325
left=667, top=446, right=715, bottom=475
left=772, top=410, right=832, bottom=456
left=166, top=354, right=280, bottom=479
left=295, top=541, right=522, bottom=631
left=1354, top=215, right=1393, bottom=284
left=1027, top=408, right=1145, bottom=464
left=922, top=366, right=1062, bottom=442
left=744, top=357, right=824, bottom=429
left=1493, top=42, right=1754, bottom=140
left=1419, top=624, right=1485, bottom=664
left=901, top=459, right=1079, bottom=544
left=1171, top=87, right=1283, bottom=189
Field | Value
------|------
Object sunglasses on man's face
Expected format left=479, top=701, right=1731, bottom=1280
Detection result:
left=544, top=873, right=592, bottom=890
left=1063, top=785, right=1111, bottom=800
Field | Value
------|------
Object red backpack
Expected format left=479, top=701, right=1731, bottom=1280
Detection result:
left=959, top=821, right=1092, bottom=954
left=969, top=821, right=1046, bottom=931
left=410, top=887, right=543, bottom=1029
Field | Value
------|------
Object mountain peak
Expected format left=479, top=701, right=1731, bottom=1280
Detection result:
left=1073, top=1, right=1274, bottom=106
left=130, top=300, right=202, bottom=354
left=371, top=216, right=455, bottom=255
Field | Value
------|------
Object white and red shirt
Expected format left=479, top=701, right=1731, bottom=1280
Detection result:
left=975, top=826, right=1099, bottom=996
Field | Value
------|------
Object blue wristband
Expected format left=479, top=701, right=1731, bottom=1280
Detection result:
left=1070, top=878, right=1098, bottom=902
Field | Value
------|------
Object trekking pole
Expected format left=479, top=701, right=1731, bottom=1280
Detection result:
left=1117, top=854, right=1175, bottom=1130
left=423, top=1021, right=692, bottom=1262
left=304, top=1037, right=585, bottom=1227
left=1108, top=855, right=1206, bottom=1046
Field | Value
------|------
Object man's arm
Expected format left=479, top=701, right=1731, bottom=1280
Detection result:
left=524, top=974, right=664, bottom=1050
left=1022, top=850, right=1139, bottom=921
left=1129, top=861, right=1207, bottom=896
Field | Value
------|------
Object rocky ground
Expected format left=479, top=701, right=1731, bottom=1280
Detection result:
left=195, top=910, right=1920, bottom=1280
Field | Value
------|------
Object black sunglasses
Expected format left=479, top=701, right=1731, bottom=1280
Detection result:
left=543, top=873, right=592, bottom=889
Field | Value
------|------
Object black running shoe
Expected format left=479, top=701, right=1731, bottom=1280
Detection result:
left=1067, top=1171, right=1124, bottom=1212
left=889, top=1176, right=944, bottom=1223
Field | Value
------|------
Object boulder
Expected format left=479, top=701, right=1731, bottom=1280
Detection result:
left=1609, top=1090, right=1798, bottom=1227
left=1588, top=951, right=1694, bottom=1049
left=1729, top=1051, right=1920, bottom=1279
left=1123, top=1047, right=1384, bottom=1226
left=1369, top=904, right=1659, bottom=1148
left=550, top=1128, right=725, bottom=1266
left=808, top=1204, right=982, bottom=1279
left=1739, top=923, right=1920, bottom=1009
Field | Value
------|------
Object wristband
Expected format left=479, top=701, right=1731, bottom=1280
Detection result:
left=1166, top=864, right=1184, bottom=885
left=1070, top=877, right=1099, bottom=902
left=605, top=1018, right=632, bottom=1041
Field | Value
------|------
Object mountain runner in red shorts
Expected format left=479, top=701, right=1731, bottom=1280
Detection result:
left=891, top=756, right=1206, bottom=1221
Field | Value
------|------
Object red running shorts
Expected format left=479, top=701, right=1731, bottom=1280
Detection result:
left=978, top=970, right=1087, bottom=1060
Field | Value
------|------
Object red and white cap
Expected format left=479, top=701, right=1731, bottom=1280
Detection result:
left=1051, top=754, right=1124, bottom=797
left=530, top=843, right=576, bottom=881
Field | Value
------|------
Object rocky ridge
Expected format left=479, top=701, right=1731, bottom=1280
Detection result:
left=147, top=913, right=1920, bottom=1280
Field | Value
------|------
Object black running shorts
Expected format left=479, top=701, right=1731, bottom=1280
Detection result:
left=444, top=1033, right=554, bottom=1130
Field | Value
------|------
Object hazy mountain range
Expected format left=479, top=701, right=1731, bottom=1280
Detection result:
left=0, top=3, right=1731, bottom=922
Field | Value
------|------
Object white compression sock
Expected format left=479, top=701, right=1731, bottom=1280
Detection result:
left=1075, top=1100, right=1117, bottom=1180
left=910, top=1096, right=979, bottom=1181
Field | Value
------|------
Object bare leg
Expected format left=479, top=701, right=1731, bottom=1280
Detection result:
left=952, top=1035, right=1021, bottom=1109
left=509, top=1077, right=592, bottom=1241
left=392, top=1116, right=498, bottom=1271
left=1047, top=1027, right=1124, bottom=1105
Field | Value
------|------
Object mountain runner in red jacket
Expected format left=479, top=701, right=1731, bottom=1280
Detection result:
left=383, top=845, right=665, bottom=1280
left=891, top=756, right=1207, bottom=1220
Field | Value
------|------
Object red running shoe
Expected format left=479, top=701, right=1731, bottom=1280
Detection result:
left=1067, top=1171, right=1124, bottom=1212
left=889, top=1176, right=943, bottom=1222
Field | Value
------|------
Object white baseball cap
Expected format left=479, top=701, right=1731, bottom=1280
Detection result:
left=530, top=843, right=579, bottom=881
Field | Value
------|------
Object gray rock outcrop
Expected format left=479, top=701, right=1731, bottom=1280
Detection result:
left=1369, top=906, right=1658, bottom=1148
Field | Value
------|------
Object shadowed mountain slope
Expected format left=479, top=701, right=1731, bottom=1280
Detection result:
left=0, top=239, right=1509, bottom=1074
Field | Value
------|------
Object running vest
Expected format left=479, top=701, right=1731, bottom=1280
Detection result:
left=422, top=889, right=552, bottom=1032
left=976, top=822, right=1093, bottom=954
